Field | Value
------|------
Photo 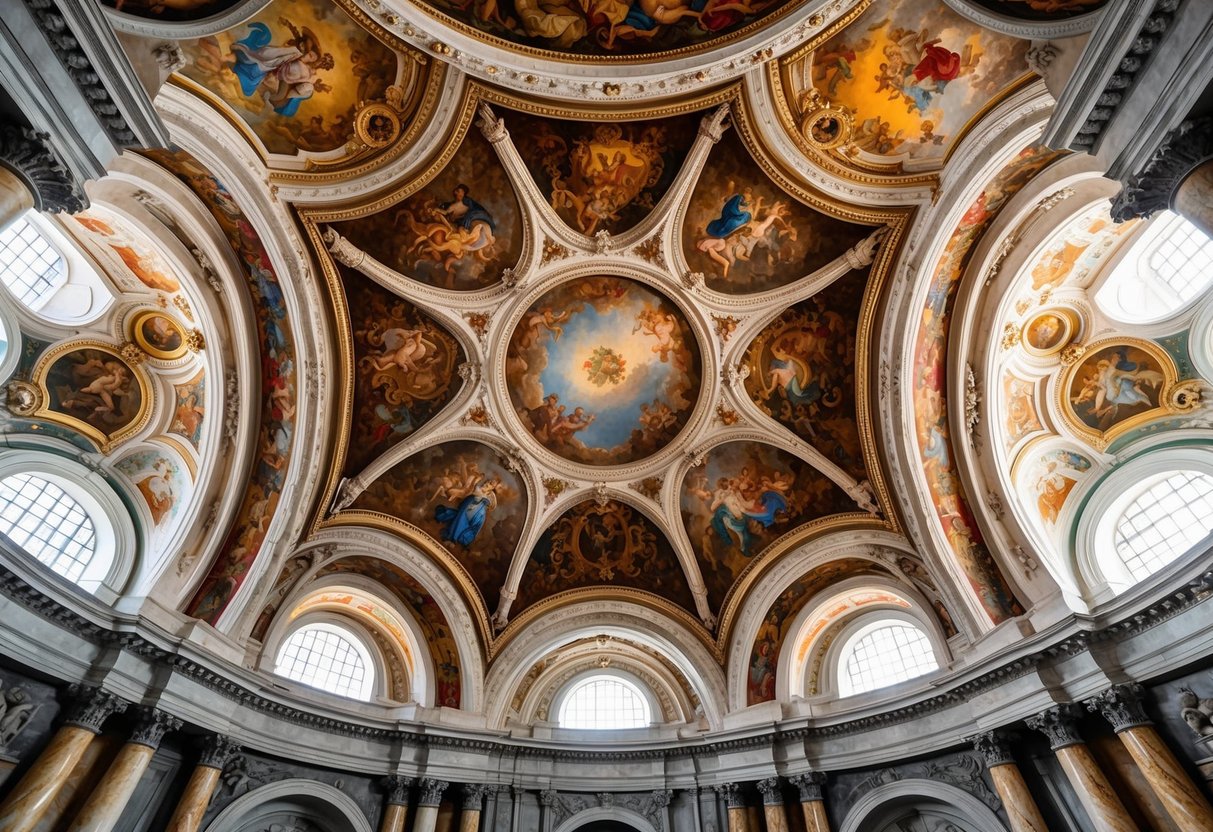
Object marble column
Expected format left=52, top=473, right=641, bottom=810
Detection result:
left=378, top=775, right=413, bottom=832
left=413, top=778, right=447, bottom=832
left=164, top=734, right=240, bottom=832
left=0, top=685, right=127, bottom=832
left=1173, top=159, right=1213, bottom=238
left=66, top=707, right=182, bottom=832
left=460, top=783, right=489, bottom=832
left=1025, top=703, right=1139, bottom=832
left=971, top=730, right=1048, bottom=832
left=1088, top=683, right=1213, bottom=832
left=714, top=783, right=748, bottom=832
left=0, top=166, right=32, bottom=231
left=788, top=772, right=830, bottom=832
left=757, top=777, right=788, bottom=832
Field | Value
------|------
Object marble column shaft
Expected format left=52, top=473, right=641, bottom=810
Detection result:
left=460, top=784, right=488, bottom=832
left=413, top=778, right=447, bottom=832
left=1055, top=744, right=1139, bottom=832
left=726, top=806, right=748, bottom=832
left=413, top=805, right=439, bottom=832
left=380, top=804, right=409, bottom=832
left=801, top=800, right=830, bottom=832
left=0, top=167, right=33, bottom=232
left=989, top=764, right=1049, bottom=832
left=1175, top=161, right=1213, bottom=239
left=164, top=765, right=221, bottom=832
left=757, top=777, right=788, bottom=832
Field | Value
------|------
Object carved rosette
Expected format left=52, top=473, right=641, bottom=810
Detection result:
left=788, top=772, right=826, bottom=803
left=63, top=684, right=128, bottom=733
left=197, top=733, right=241, bottom=770
left=1024, top=703, right=1085, bottom=750
left=714, top=782, right=744, bottom=808
left=1086, top=683, right=1153, bottom=733
left=129, top=707, right=183, bottom=750
left=418, top=777, right=448, bottom=807
left=756, top=777, right=783, bottom=806
left=971, top=730, right=1016, bottom=768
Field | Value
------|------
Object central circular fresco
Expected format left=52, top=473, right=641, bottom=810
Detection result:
left=507, top=276, right=701, bottom=466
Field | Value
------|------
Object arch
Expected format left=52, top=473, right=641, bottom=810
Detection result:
left=203, top=778, right=372, bottom=832
left=553, top=806, right=658, bottom=832
left=833, top=615, right=942, bottom=698
left=274, top=620, right=377, bottom=702
left=555, top=672, right=654, bottom=730
left=839, top=779, right=1008, bottom=832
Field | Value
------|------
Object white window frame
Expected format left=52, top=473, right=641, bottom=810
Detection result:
left=274, top=619, right=379, bottom=702
left=554, top=671, right=656, bottom=731
left=0, top=214, right=67, bottom=312
left=833, top=614, right=941, bottom=699
left=0, top=450, right=136, bottom=604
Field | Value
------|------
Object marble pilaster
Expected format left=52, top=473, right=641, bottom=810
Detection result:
left=971, top=730, right=1048, bottom=832
left=165, top=734, right=240, bottom=832
left=66, top=707, right=182, bottom=832
left=789, top=772, right=830, bottom=832
left=1089, top=684, right=1213, bottom=832
left=0, top=685, right=126, bottom=832
left=1026, top=704, right=1139, bottom=832
left=413, top=778, right=448, bottom=832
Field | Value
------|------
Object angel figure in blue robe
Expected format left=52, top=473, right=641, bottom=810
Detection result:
left=434, top=475, right=502, bottom=547
left=705, top=185, right=753, bottom=239
left=226, top=19, right=334, bottom=117
left=708, top=477, right=788, bottom=556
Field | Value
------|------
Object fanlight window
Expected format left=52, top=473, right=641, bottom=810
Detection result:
left=839, top=622, right=938, bottom=697
left=1113, top=471, right=1213, bottom=582
left=0, top=473, right=98, bottom=584
left=1097, top=212, right=1213, bottom=323
left=0, top=217, right=66, bottom=310
left=558, top=675, right=651, bottom=730
left=275, top=623, right=375, bottom=701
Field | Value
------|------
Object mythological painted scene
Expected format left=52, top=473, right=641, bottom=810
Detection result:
left=743, top=270, right=868, bottom=480
left=510, top=110, right=698, bottom=236
left=147, top=149, right=298, bottom=624
left=102, top=0, right=243, bottom=21
left=968, top=0, right=1109, bottom=22
left=1023, top=448, right=1092, bottom=527
left=795, top=0, right=1030, bottom=164
left=350, top=442, right=525, bottom=613
left=178, top=0, right=399, bottom=156
left=506, top=276, right=701, bottom=466
left=170, top=372, right=207, bottom=452
left=682, top=130, right=867, bottom=293
left=680, top=442, right=856, bottom=609
left=334, top=128, right=522, bottom=290
left=314, top=556, right=463, bottom=707
left=72, top=210, right=181, bottom=293
left=512, top=499, right=695, bottom=617
left=342, top=269, right=464, bottom=474
left=1002, top=373, right=1043, bottom=451
left=1066, top=343, right=1168, bottom=434
left=748, top=558, right=880, bottom=704
left=410, top=0, right=790, bottom=55
left=44, top=349, right=144, bottom=438
left=114, top=448, right=191, bottom=529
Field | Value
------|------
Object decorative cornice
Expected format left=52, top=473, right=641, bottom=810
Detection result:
left=418, top=778, right=448, bottom=807
left=1086, top=683, right=1153, bottom=733
left=970, top=730, right=1016, bottom=768
left=382, top=775, right=415, bottom=806
left=0, top=126, right=87, bottom=213
left=756, top=777, right=782, bottom=805
left=21, top=0, right=136, bottom=146
left=63, top=684, right=127, bottom=733
left=1111, top=116, right=1213, bottom=221
left=129, top=707, right=183, bottom=750
left=1024, top=704, right=1085, bottom=751
left=787, top=772, right=825, bottom=802
left=197, top=733, right=241, bottom=770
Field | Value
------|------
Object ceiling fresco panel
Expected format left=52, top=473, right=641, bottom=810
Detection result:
left=176, top=0, right=400, bottom=157
left=332, top=125, right=523, bottom=290
left=349, top=441, right=526, bottom=615
left=509, top=109, right=700, bottom=237
left=101, top=0, right=245, bottom=22
left=682, top=129, right=868, bottom=294
left=512, top=498, right=696, bottom=618
left=964, top=0, right=1109, bottom=22
left=742, top=269, right=870, bottom=482
left=679, top=442, right=858, bottom=611
left=340, top=267, right=466, bottom=475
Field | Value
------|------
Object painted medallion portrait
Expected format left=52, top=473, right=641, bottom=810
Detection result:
left=506, top=276, right=701, bottom=466
left=43, top=348, right=145, bottom=442
left=510, top=111, right=698, bottom=236
left=1022, top=309, right=1075, bottom=356
left=334, top=128, right=523, bottom=290
left=1066, top=343, right=1168, bottom=434
left=683, top=130, right=867, bottom=293
left=133, top=311, right=188, bottom=359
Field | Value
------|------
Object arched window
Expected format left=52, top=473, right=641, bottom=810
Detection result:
left=0, top=217, right=66, bottom=310
left=1096, top=212, right=1213, bottom=323
left=558, top=675, right=651, bottom=730
left=275, top=623, right=375, bottom=701
left=1113, top=471, right=1213, bottom=582
left=0, top=473, right=100, bottom=584
left=838, top=621, right=938, bottom=697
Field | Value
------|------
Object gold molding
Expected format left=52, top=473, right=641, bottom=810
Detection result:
left=130, top=310, right=190, bottom=361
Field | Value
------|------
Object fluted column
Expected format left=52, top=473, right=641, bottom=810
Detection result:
left=714, top=783, right=747, bottom=832
left=413, top=778, right=447, bottom=832
left=164, top=734, right=240, bottom=832
left=1025, top=703, right=1138, bottom=832
left=1088, top=684, right=1213, bottom=832
left=460, top=783, right=489, bottom=832
left=66, top=707, right=182, bottom=832
left=756, top=778, right=788, bottom=832
left=788, top=772, right=830, bottom=832
left=0, top=685, right=126, bottom=832
left=378, top=776, right=413, bottom=832
left=971, top=730, right=1048, bottom=832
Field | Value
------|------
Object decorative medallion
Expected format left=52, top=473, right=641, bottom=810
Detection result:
left=1021, top=307, right=1079, bottom=358
left=131, top=310, right=190, bottom=360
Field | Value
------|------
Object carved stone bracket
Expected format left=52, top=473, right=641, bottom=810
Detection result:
left=788, top=772, right=825, bottom=803
left=1025, top=703, right=1085, bottom=750
left=0, top=125, right=87, bottom=213
left=755, top=777, right=782, bottom=805
left=714, top=782, right=744, bottom=808
left=63, top=684, right=127, bottom=733
left=129, top=707, right=183, bottom=750
left=477, top=102, right=508, bottom=145
left=418, top=777, right=448, bottom=807
left=970, top=730, right=1016, bottom=768
left=197, top=732, right=241, bottom=770
left=463, top=782, right=491, bottom=806
left=1086, top=683, right=1153, bottom=733
left=381, top=775, right=415, bottom=806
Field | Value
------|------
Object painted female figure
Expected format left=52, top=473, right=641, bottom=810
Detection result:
left=434, top=476, right=502, bottom=547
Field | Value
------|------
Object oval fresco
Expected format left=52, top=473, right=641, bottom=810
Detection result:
left=506, top=276, right=701, bottom=466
